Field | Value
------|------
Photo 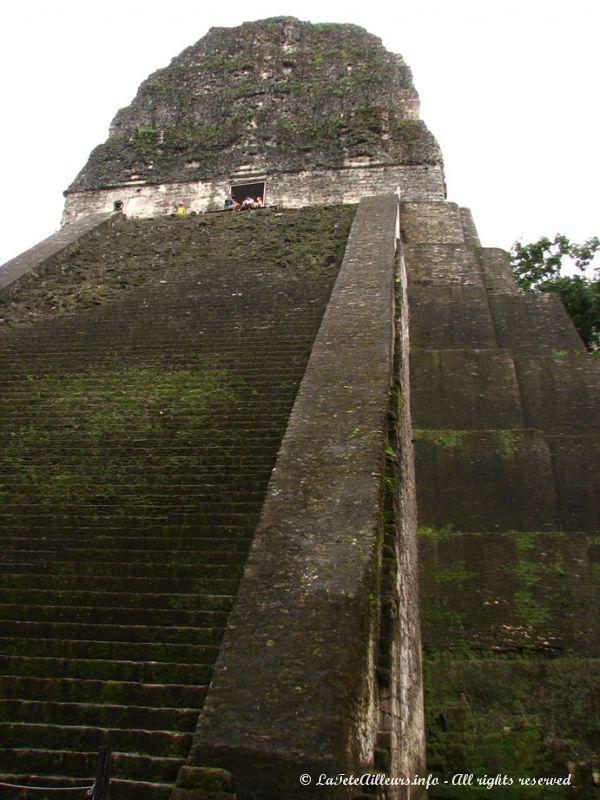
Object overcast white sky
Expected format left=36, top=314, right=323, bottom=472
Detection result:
left=0, top=0, right=598, bottom=267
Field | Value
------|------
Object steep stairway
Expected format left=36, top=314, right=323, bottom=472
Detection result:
left=403, top=201, right=600, bottom=794
left=0, top=206, right=354, bottom=799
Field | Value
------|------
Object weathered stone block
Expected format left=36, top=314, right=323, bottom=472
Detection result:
left=515, top=354, right=600, bottom=433
left=489, top=294, right=586, bottom=355
left=176, top=766, right=233, bottom=792
left=549, top=435, right=600, bottom=532
left=404, top=244, right=483, bottom=287
left=408, top=286, right=496, bottom=349
left=478, top=248, right=518, bottom=294
left=410, top=349, right=525, bottom=430
left=401, top=201, right=465, bottom=244
left=459, top=208, right=481, bottom=249
left=413, top=429, right=559, bottom=531
left=424, top=656, right=600, bottom=789
left=418, top=531, right=600, bottom=655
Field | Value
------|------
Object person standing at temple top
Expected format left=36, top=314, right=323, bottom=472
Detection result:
left=176, top=202, right=186, bottom=216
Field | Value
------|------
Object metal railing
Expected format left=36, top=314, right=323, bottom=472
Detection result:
left=0, top=747, right=111, bottom=799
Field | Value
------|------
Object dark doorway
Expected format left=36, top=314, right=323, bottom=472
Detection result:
left=231, top=182, right=266, bottom=205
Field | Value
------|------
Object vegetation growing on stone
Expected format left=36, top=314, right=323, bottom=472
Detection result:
left=66, top=17, right=441, bottom=192
left=510, top=234, right=600, bottom=351
left=0, top=205, right=355, bottom=327
left=0, top=200, right=354, bottom=794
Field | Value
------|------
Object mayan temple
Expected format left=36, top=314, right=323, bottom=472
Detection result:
left=0, top=16, right=598, bottom=800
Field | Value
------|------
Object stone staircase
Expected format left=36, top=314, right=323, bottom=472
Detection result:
left=403, top=201, right=600, bottom=793
left=0, top=206, right=354, bottom=798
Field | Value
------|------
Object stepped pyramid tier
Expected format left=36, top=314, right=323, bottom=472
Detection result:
left=63, top=17, right=444, bottom=223
left=1, top=15, right=598, bottom=800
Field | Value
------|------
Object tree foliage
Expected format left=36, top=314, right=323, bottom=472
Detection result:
left=509, top=234, right=600, bottom=352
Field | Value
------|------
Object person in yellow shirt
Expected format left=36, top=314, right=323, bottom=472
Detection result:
left=176, top=202, right=186, bottom=217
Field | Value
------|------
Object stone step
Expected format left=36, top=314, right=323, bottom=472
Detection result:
left=0, top=549, right=246, bottom=566
left=0, top=775, right=172, bottom=800
left=0, top=487, right=267, bottom=506
left=0, top=521, right=256, bottom=535
left=0, top=560, right=244, bottom=580
left=413, top=428, right=560, bottom=531
left=0, top=519, right=253, bottom=550
left=0, top=537, right=249, bottom=553
left=0, top=619, right=222, bottom=645
left=0, top=722, right=193, bottom=758
left=0, top=340, right=316, bottom=359
left=2, top=571, right=239, bottom=595
left=0, top=698, right=198, bottom=733
left=0, top=589, right=233, bottom=612
left=0, top=748, right=184, bottom=783
left=407, top=285, right=497, bottom=349
left=0, top=514, right=259, bottom=530
left=410, top=348, right=525, bottom=430
left=489, top=293, right=586, bottom=355
left=0, top=638, right=218, bottom=665
left=0, top=603, right=229, bottom=628
left=0, top=655, right=212, bottom=685
left=514, top=354, right=600, bottom=433
left=0, top=675, right=207, bottom=706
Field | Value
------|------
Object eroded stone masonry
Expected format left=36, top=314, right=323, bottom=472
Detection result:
left=63, top=17, right=444, bottom=223
left=0, top=16, right=598, bottom=800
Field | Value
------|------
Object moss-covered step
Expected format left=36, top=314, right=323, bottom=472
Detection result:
left=0, top=700, right=200, bottom=731
left=0, top=619, right=224, bottom=645
left=0, top=537, right=250, bottom=555
left=0, top=603, right=229, bottom=628
left=0, top=723, right=193, bottom=758
left=413, top=429, right=560, bottom=531
left=0, top=638, right=219, bottom=665
left=0, top=561, right=244, bottom=580
left=0, top=748, right=184, bottom=783
left=423, top=655, right=600, bottom=798
left=418, top=530, right=600, bottom=655
left=0, top=676, right=207, bottom=707
left=0, top=588, right=234, bottom=610
left=0, top=548, right=247, bottom=566
left=0, top=656, right=212, bottom=684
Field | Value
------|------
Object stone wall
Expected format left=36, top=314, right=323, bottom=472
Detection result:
left=62, top=164, right=444, bottom=224
left=62, top=17, right=445, bottom=224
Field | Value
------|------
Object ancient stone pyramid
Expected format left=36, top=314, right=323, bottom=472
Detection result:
left=0, top=16, right=598, bottom=800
